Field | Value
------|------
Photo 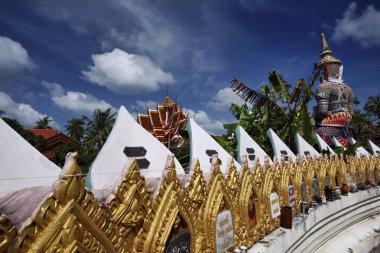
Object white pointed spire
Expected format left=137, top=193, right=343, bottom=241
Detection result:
left=266, top=128, right=296, bottom=162
left=89, top=106, right=184, bottom=190
left=235, top=126, right=272, bottom=167
left=332, top=137, right=346, bottom=150
left=0, top=118, right=61, bottom=198
left=295, top=133, right=319, bottom=158
left=368, top=140, right=380, bottom=156
left=315, top=133, right=336, bottom=155
left=349, top=137, right=370, bottom=157
left=187, top=118, right=240, bottom=173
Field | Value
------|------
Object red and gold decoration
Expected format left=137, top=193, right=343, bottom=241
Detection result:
left=137, top=96, right=187, bottom=148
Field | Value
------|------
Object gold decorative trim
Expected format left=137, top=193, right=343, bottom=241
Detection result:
left=3, top=153, right=380, bottom=253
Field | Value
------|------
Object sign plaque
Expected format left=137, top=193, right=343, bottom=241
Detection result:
left=165, top=230, right=191, bottom=253
left=301, top=182, right=308, bottom=202
left=288, top=185, right=296, bottom=208
left=216, top=210, right=234, bottom=253
left=312, top=178, right=320, bottom=197
left=270, top=192, right=280, bottom=219
left=346, top=173, right=351, bottom=185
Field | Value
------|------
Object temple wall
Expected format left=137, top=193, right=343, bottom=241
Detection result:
left=248, top=187, right=380, bottom=253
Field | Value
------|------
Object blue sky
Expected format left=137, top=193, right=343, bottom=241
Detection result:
left=0, top=0, right=379, bottom=134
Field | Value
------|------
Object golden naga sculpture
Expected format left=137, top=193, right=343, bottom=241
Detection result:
left=1, top=153, right=379, bottom=253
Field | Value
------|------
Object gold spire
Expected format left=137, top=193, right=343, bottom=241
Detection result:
left=318, top=32, right=341, bottom=66
left=320, top=33, right=332, bottom=57
left=162, top=95, right=173, bottom=107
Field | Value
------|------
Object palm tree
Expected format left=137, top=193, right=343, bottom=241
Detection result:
left=35, top=116, right=52, bottom=129
left=65, top=117, right=85, bottom=142
left=364, top=94, right=380, bottom=120
left=84, top=108, right=116, bottom=149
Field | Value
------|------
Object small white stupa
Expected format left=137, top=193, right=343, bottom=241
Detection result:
left=349, top=137, right=370, bottom=157
left=266, top=128, right=296, bottom=162
left=235, top=125, right=272, bottom=167
left=0, top=118, right=61, bottom=198
left=187, top=118, right=240, bottom=173
left=315, top=133, right=336, bottom=155
left=295, top=133, right=319, bottom=158
left=89, top=106, right=184, bottom=190
left=368, top=140, right=380, bottom=157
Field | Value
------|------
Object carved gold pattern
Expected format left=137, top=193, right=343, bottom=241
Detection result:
left=2, top=154, right=379, bottom=253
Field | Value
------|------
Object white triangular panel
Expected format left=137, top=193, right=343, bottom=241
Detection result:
left=188, top=119, right=240, bottom=173
left=295, top=133, right=319, bottom=158
left=266, top=128, right=296, bottom=162
left=349, top=137, right=370, bottom=157
left=235, top=126, right=272, bottom=167
left=368, top=140, right=380, bottom=156
left=89, top=106, right=184, bottom=190
left=315, top=133, right=336, bottom=155
left=0, top=118, right=61, bottom=198
left=332, top=137, right=346, bottom=150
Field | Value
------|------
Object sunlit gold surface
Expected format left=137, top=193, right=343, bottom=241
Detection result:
left=1, top=154, right=379, bottom=252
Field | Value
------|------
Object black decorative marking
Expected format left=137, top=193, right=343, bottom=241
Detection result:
left=304, top=151, right=311, bottom=156
left=376, top=151, right=380, bottom=154
left=280, top=150, right=289, bottom=161
left=123, top=146, right=147, bottom=157
left=246, top=148, right=255, bottom=154
left=136, top=158, right=150, bottom=169
left=248, top=155, right=256, bottom=161
left=209, top=158, right=222, bottom=165
left=206, top=149, right=218, bottom=157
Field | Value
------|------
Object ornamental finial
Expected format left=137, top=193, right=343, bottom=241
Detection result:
left=320, top=33, right=332, bottom=57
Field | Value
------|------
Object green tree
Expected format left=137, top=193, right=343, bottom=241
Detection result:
left=2, top=117, right=47, bottom=150
left=65, top=117, right=85, bottom=142
left=228, top=69, right=315, bottom=153
left=364, top=94, right=380, bottom=121
left=35, top=116, right=52, bottom=129
left=84, top=108, right=116, bottom=149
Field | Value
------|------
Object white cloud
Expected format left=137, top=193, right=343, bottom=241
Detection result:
left=332, top=2, right=380, bottom=48
left=186, top=109, right=225, bottom=132
left=207, top=87, right=245, bottom=111
left=0, top=92, right=59, bottom=129
left=82, top=49, right=175, bottom=94
left=0, top=36, right=34, bottom=80
left=41, top=81, right=64, bottom=97
left=43, top=81, right=115, bottom=114
left=135, top=99, right=157, bottom=111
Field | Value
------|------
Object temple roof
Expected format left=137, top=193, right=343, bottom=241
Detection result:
left=137, top=95, right=187, bottom=147
left=88, top=106, right=184, bottom=190
left=0, top=118, right=61, bottom=198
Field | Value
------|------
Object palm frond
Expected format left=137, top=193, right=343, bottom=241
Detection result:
left=231, top=78, right=267, bottom=106
left=230, top=78, right=287, bottom=117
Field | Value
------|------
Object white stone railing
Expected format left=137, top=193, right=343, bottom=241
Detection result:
left=248, top=187, right=380, bottom=253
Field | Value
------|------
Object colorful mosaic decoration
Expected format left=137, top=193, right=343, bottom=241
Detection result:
left=314, top=33, right=354, bottom=148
